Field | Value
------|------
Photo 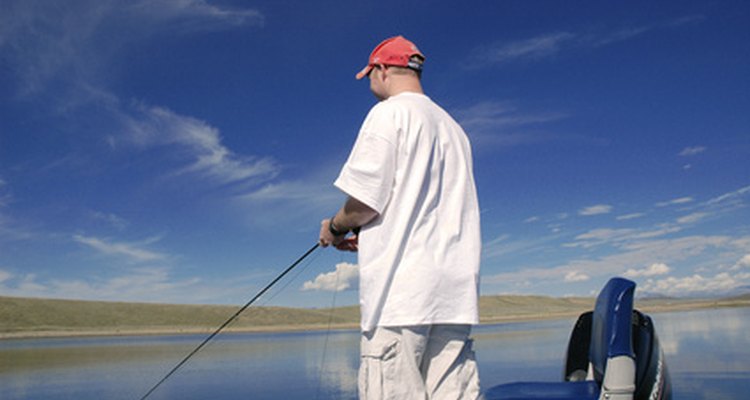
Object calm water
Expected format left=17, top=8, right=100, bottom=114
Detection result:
left=1, top=307, right=748, bottom=399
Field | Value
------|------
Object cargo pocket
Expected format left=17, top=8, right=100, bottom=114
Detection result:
left=359, top=338, right=400, bottom=400
left=455, top=339, right=481, bottom=399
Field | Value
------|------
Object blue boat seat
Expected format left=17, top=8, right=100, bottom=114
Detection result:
left=484, top=277, right=637, bottom=400
left=486, top=381, right=600, bottom=400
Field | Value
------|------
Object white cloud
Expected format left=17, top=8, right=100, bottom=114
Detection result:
left=679, top=146, right=706, bottom=156
left=241, top=180, right=335, bottom=204
left=0, top=181, right=33, bottom=241
left=624, top=263, right=671, bottom=278
left=454, top=101, right=566, bottom=148
left=640, top=273, right=741, bottom=297
left=569, top=228, right=635, bottom=247
left=616, top=213, right=645, bottom=221
left=0, top=272, right=42, bottom=296
left=1, top=1, right=274, bottom=188
left=483, top=234, right=562, bottom=259
left=732, top=254, right=750, bottom=270
left=0, top=267, right=205, bottom=303
left=565, top=225, right=682, bottom=249
left=122, top=105, right=280, bottom=185
left=486, top=234, right=749, bottom=297
left=0, top=269, right=12, bottom=284
left=470, top=17, right=701, bottom=67
left=564, top=271, right=590, bottom=282
left=706, top=185, right=750, bottom=207
left=233, top=166, right=344, bottom=228
left=0, top=1, right=263, bottom=98
left=73, top=234, right=167, bottom=263
left=578, top=204, right=613, bottom=216
left=303, top=263, right=359, bottom=292
left=0, top=177, right=9, bottom=208
left=18, top=274, right=47, bottom=293
left=676, top=212, right=709, bottom=224
left=89, top=211, right=130, bottom=230
left=656, top=197, right=693, bottom=207
left=130, top=0, right=264, bottom=31
left=473, top=32, right=577, bottom=65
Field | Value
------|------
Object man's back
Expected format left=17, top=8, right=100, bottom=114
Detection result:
left=335, top=92, right=481, bottom=331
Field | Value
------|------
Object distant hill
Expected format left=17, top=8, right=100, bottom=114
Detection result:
left=0, top=296, right=359, bottom=338
left=1, top=294, right=748, bottom=339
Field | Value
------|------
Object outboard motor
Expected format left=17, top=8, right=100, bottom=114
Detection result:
left=485, top=277, right=672, bottom=400
left=563, top=310, right=672, bottom=400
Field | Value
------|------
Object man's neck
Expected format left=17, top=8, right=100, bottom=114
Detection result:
left=387, top=81, right=424, bottom=98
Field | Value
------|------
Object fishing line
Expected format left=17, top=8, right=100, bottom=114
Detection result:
left=314, top=259, right=342, bottom=400
left=255, top=246, right=322, bottom=307
left=138, top=243, right=320, bottom=400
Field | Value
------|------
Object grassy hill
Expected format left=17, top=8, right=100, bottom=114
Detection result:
left=0, top=296, right=359, bottom=337
left=1, top=294, right=748, bottom=339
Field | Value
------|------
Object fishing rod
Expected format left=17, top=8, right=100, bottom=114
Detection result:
left=138, top=243, right=320, bottom=400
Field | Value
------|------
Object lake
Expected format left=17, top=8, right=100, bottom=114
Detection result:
left=1, top=307, right=748, bottom=399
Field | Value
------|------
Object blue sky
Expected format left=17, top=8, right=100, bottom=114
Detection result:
left=1, top=0, right=748, bottom=307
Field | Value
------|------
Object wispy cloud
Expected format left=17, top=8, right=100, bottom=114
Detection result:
left=0, top=267, right=207, bottom=303
left=656, top=196, right=694, bottom=207
left=564, top=185, right=750, bottom=250
left=624, top=262, right=671, bottom=278
left=129, top=0, right=264, bottom=32
left=706, top=185, right=750, bottom=207
left=640, top=272, right=746, bottom=298
left=454, top=101, right=567, bottom=148
left=0, top=177, right=10, bottom=209
left=564, top=271, right=590, bottom=282
left=733, top=254, right=750, bottom=270
left=0, top=178, right=33, bottom=241
left=1, top=0, right=263, bottom=98
left=483, top=233, right=562, bottom=259
left=470, top=16, right=704, bottom=67
left=471, top=32, right=576, bottom=65
left=233, top=168, right=345, bottom=228
left=679, top=146, right=707, bottom=156
left=119, top=105, right=280, bottom=185
left=564, top=226, right=682, bottom=249
left=617, top=213, right=646, bottom=221
left=578, top=204, right=613, bottom=216
left=457, top=101, right=567, bottom=130
left=0, top=269, right=11, bottom=284
left=1, top=1, right=273, bottom=188
left=676, top=212, right=709, bottom=225
left=484, top=185, right=750, bottom=296
left=88, top=211, right=130, bottom=231
left=302, top=262, right=359, bottom=292
left=486, top=234, right=750, bottom=297
left=73, top=234, right=168, bottom=263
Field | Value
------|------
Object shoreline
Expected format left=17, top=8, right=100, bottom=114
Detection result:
left=0, top=323, right=361, bottom=340
left=3, top=300, right=748, bottom=341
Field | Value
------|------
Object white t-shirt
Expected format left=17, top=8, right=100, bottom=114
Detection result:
left=335, top=92, right=481, bottom=332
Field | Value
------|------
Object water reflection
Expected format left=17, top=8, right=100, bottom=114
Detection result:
left=1, top=308, right=748, bottom=399
left=653, top=308, right=750, bottom=399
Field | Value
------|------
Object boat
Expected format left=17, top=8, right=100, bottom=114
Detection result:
left=484, top=277, right=672, bottom=400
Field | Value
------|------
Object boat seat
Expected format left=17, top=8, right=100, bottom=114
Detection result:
left=486, top=381, right=600, bottom=400
left=484, top=277, right=637, bottom=400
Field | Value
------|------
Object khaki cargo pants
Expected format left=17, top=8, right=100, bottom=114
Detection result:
left=359, top=324, right=482, bottom=400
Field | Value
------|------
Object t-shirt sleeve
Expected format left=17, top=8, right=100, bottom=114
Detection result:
left=334, top=106, right=398, bottom=214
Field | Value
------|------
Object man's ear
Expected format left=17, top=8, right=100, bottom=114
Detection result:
left=377, top=65, right=388, bottom=81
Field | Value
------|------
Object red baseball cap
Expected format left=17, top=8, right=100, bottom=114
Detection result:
left=355, top=36, right=425, bottom=80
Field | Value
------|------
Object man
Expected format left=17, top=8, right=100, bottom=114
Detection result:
left=318, top=35, right=482, bottom=400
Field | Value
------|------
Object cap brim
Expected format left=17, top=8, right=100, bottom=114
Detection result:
left=356, top=65, right=373, bottom=80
